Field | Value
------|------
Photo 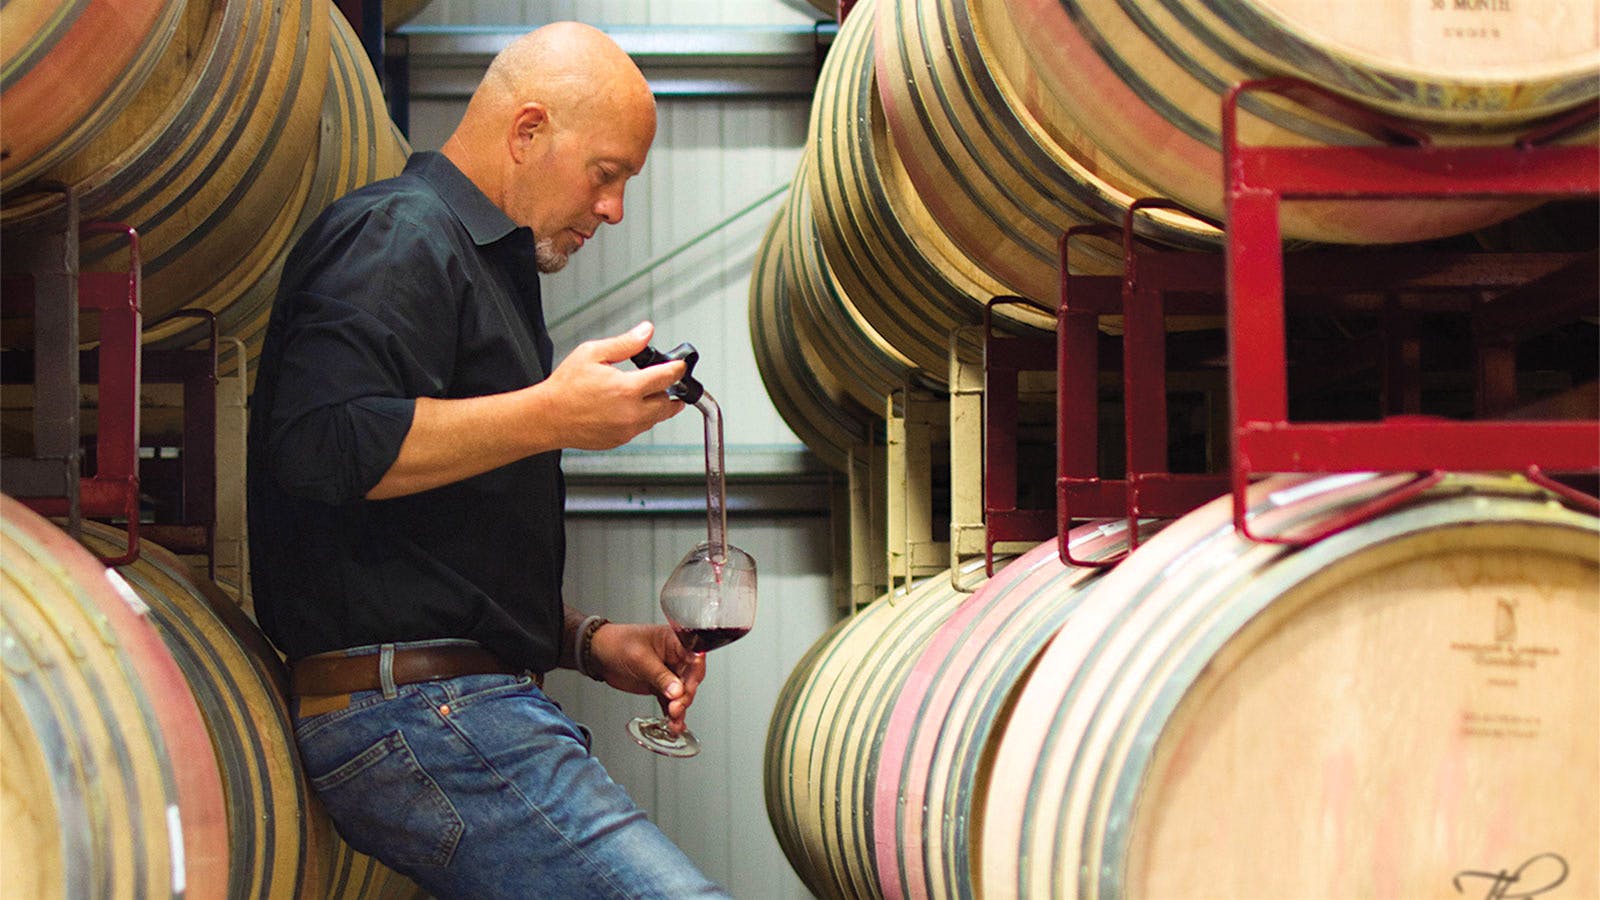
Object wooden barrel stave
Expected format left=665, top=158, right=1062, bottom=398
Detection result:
left=0, top=0, right=184, bottom=192
left=0, top=495, right=230, bottom=898
left=764, top=558, right=1000, bottom=899
left=0, top=0, right=331, bottom=348
left=979, top=473, right=1599, bottom=898
left=748, top=199, right=876, bottom=471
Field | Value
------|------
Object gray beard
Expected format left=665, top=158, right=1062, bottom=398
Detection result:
left=535, top=236, right=569, bottom=273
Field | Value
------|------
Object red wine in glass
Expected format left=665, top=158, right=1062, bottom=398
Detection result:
left=671, top=625, right=750, bottom=654
left=627, top=541, right=757, bottom=757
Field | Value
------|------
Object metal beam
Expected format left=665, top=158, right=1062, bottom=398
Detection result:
left=397, top=24, right=833, bottom=100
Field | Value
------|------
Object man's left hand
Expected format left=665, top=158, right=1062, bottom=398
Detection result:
left=587, top=622, right=706, bottom=734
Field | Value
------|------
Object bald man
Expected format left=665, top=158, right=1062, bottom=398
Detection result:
left=247, top=23, right=730, bottom=899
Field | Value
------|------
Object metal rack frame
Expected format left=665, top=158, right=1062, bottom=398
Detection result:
left=1222, top=78, right=1600, bottom=545
left=1, top=215, right=143, bottom=564
left=4, top=222, right=225, bottom=571
left=136, top=312, right=221, bottom=575
left=990, top=78, right=1600, bottom=568
left=979, top=297, right=1054, bottom=575
left=1054, top=205, right=1233, bottom=568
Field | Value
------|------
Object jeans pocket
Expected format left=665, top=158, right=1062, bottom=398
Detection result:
left=308, top=730, right=464, bottom=868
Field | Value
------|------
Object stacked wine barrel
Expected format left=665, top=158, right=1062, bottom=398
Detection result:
left=760, top=1, right=1599, bottom=897
left=2, top=497, right=429, bottom=898
left=766, top=474, right=1599, bottom=899
left=0, top=0, right=410, bottom=374
left=1, top=0, right=419, bottom=893
left=2, top=496, right=230, bottom=898
left=750, top=0, right=1598, bottom=471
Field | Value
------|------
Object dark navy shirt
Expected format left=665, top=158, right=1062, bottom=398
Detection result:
left=247, top=152, right=565, bottom=672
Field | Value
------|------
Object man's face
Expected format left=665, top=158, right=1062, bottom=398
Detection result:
left=510, top=99, right=655, bottom=273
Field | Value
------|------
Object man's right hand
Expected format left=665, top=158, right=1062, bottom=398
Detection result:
left=536, top=320, right=688, bottom=450
left=365, top=320, right=686, bottom=500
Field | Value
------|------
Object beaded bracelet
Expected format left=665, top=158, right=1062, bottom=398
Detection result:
left=575, top=615, right=611, bottom=682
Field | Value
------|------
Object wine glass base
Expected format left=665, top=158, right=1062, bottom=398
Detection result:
left=627, top=715, right=701, bottom=758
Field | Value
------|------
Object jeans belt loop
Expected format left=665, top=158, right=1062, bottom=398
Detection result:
left=379, top=643, right=398, bottom=699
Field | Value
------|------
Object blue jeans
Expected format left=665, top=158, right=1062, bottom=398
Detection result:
left=292, top=649, right=729, bottom=899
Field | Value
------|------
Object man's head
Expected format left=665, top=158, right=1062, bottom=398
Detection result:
left=443, top=22, right=656, bottom=272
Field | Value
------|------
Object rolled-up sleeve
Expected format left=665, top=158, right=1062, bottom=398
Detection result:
left=265, top=295, right=417, bottom=503
left=260, top=208, right=460, bottom=505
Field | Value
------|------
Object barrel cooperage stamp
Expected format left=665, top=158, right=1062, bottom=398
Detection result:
left=1433, top=0, right=1511, bottom=39
left=1450, top=595, right=1562, bottom=693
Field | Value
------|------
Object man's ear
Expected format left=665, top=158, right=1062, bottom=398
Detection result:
left=509, top=102, right=549, bottom=163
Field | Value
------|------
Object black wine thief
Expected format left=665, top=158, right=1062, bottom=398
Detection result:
left=630, top=342, right=704, bottom=404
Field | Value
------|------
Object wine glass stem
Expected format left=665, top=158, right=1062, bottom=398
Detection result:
left=693, top=391, right=727, bottom=563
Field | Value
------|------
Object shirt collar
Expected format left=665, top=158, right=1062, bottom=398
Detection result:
left=407, top=151, right=522, bottom=246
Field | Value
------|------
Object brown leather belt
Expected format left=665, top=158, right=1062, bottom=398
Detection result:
left=290, top=645, right=527, bottom=696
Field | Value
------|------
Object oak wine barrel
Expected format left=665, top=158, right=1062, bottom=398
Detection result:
left=784, top=149, right=919, bottom=416
left=808, top=0, right=1038, bottom=377
left=872, top=0, right=1222, bottom=302
left=872, top=520, right=1161, bottom=900
left=74, top=521, right=326, bottom=898
left=0, top=0, right=183, bottom=192
left=0, top=495, right=230, bottom=898
left=153, top=4, right=413, bottom=374
left=981, top=472, right=1599, bottom=898
left=872, top=0, right=1597, bottom=305
left=1, top=0, right=330, bottom=351
left=72, top=521, right=429, bottom=899
left=765, top=558, right=1001, bottom=899
left=749, top=199, right=875, bottom=472
left=984, top=0, right=1594, bottom=244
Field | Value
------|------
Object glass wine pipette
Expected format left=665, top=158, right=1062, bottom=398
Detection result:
left=694, top=391, right=728, bottom=569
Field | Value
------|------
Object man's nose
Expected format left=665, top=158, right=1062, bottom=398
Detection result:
left=596, top=187, right=625, bottom=224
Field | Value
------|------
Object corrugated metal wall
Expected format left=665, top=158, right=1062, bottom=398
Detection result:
left=404, top=4, right=837, bottom=896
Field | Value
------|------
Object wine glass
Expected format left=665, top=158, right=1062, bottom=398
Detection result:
left=627, top=540, right=757, bottom=757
